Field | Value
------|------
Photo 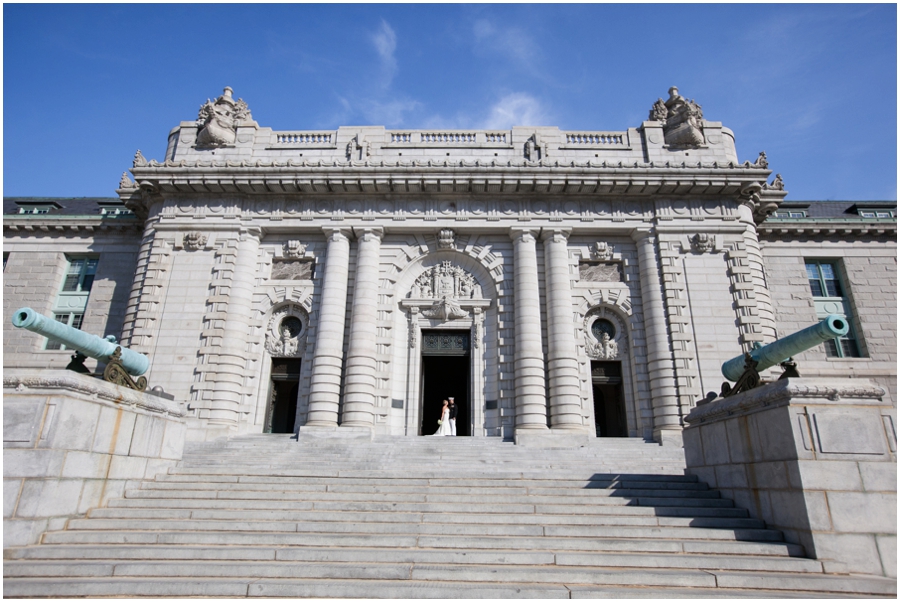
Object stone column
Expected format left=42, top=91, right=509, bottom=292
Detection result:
left=542, top=229, right=586, bottom=431
left=631, top=227, right=681, bottom=443
left=305, top=228, right=352, bottom=428
left=510, top=228, right=549, bottom=432
left=341, top=227, right=383, bottom=429
left=209, top=227, right=261, bottom=427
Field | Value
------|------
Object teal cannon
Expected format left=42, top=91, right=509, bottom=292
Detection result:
left=719, top=315, right=848, bottom=397
left=12, top=307, right=149, bottom=390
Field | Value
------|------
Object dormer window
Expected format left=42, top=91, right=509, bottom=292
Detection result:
left=15, top=201, right=61, bottom=215
left=858, top=209, right=894, bottom=218
left=771, top=210, right=806, bottom=218
left=98, top=203, right=134, bottom=216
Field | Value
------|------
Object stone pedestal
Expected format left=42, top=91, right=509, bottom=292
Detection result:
left=3, top=370, right=186, bottom=547
left=684, top=378, right=896, bottom=577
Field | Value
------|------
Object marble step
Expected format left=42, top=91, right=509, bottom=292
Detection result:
left=6, top=540, right=810, bottom=562
left=126, top=485, right=722, bottom=501
left=87, top=508, right=758, bottom=526
left=65, top=516, right=769, bottom=534
left=41, top=527, right=784, bottom=547
left=168, top=467, right=687, bottom=479
left=107, top=497, right=736, bottom=512
left=4, top=573, right=894, bottom=598
left=153, top=473, right=705, bottom=488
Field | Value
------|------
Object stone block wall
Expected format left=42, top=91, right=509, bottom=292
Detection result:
left=3, top=232, right=139, bottom=372
left=761, top=238, right=897, bottom=405
left=3, top=370, right=186, bottom=547
left=684, top=378, right=896, bottom=577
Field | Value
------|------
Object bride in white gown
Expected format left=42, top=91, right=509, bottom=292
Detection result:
left=432, top=400, right=452, bottom=436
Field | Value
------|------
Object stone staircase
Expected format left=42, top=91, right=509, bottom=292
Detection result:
left=4, top=434, right=896, bottom=598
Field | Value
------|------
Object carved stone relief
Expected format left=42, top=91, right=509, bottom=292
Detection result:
left=283, top=240, right=307, bottom=259
left=591, top=241, right=614, bottom=261
left=649, top=86, right=704, bottom=147
left=183, top=231, right=208, bottom=250
left=265, top=304, right=308, bottom=358
left=579, top=262, right=622, bottom=283
left=690, top=233, right=714, bottom=254
left=584, top=311, right=627, bottom=360
left=196, top=87, right=253, bottom=147
left=437, top=229, right=456, bottom=250
left=271, top=260, right=313, bottom=281
left=409, top=261, right=481, bottom=300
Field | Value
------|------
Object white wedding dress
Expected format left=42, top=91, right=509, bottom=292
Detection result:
left=433, top=408, right=452, bottom=436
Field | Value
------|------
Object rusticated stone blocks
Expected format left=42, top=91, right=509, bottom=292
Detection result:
left=684, top=378, right=896, bottom=577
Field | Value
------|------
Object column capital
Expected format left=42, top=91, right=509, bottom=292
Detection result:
left=322, top=227, right=352, bottom=242
left=353, top=226, right=384, bottom=242
left=509, top=227, right=540, bottom=243
left=630, top=226, right=655, bottom=243
left=541, top=228, right=571, bottom=243
left=239, top=226, right=263, bottom=241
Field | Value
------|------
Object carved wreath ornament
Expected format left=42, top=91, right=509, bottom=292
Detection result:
left=265, top=304, right=308, bottom=357
left=584, top=313, right=625, bottom=360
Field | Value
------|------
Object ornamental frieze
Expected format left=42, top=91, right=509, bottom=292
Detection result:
left=409, top=261, right=481, bottom=301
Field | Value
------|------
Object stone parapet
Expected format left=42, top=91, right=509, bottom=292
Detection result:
left=683, top=378, right=896, bottom=577
left=3, top=370, right=186, bottom=547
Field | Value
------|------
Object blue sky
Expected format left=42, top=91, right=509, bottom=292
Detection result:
left=4, top=4, right=896, bottom=200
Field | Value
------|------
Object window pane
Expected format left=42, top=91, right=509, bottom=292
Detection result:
left=81, top=274, right=95, bottom=292
left=70, top=313, right=84, bottom=330
left=824, top=339, right=839, bottom=357
left=805, top=264, right=819, bottom=279
left=824, top=279, right=842, bottom=297
left=819, top=264, right=836, bottom=279
left=809, top=280, right=824, bottom=297
left=841, top=338, right=860, bottom=358
left=62, top=275, right=80, bottom=291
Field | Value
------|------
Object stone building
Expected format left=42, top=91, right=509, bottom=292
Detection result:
left=4, top=86, right=896, bottom=446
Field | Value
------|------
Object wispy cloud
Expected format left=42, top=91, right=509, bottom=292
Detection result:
left=472, top=19, right=537, bottom=68
left=371, top=19, right=398, bottom=89
left=361, top=98, right=421, bottom=127
left=481, top=93, right=551, bottom=128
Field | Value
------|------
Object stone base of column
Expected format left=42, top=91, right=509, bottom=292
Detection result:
left=653, top=427, right=684, bottom=447
left=297, top=425, right=374, bottom=441
left=515, top=428, right=593, bottom=448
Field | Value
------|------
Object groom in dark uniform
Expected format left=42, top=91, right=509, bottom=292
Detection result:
left=448, top=397, right=458, bottom=436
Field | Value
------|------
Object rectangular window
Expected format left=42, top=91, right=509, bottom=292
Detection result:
left=805, top=260, right=861, bottom=358
left=45, top=255, right=97, bottom=351
left=45, top=313, right=84, bottom=350
left=62, top=258, right=98, bottom=292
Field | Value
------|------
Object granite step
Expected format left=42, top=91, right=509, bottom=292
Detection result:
left=7, top=435, right=889, bottom=599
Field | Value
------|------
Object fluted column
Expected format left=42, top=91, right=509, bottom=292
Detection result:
left=209, top=227, right=261, bottom=426
left=510, top=228, right=548, bottom=431
left=632, top=228, right=681, bottom=440
left=542, top=229, right=585, bottom=431
left=341, top=227, right=383, bottom=428
left=305, top=228, right=352, bottom=427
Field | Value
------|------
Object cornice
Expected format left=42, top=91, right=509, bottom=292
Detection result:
left=3, top=216, right=141, bottom=233
left=122, top=162, right=770, bottom=198
left=685, top=378, right=887, bottom=426
left=759, top=220, right=897, bottom=239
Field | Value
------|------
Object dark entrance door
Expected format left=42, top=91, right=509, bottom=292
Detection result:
left=420, top=330, right=470, bottom=436
left=591, top=361, right=627, bottom=437
left=265, top=358, right=301, bottom=434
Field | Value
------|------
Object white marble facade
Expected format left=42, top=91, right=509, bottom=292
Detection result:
left=8, top=86, right=893, bottom=444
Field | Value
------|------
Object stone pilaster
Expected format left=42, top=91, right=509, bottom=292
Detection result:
left=738, top=202, right=776, bottom=344
left=208, top=227, right=261, bottom=427
left=541, top=229, right=585, bottom=431
left=631, top=228, right=681, bottom=443
left=510, top=228, right=548, bottom=432
left=341, top=227, right=383, bottom=429
left=304, top=228, right=352, bottom=428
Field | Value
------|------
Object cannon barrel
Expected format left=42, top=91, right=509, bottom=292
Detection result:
left=12, top=307, right=149, bottom=376
left=721, top=315, right=849, bottom=381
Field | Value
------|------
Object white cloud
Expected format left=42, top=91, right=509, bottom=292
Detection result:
left=371, top=19, right=398, bottom=89
left=362, top=98, right=421, bottom=127
left=472, top=19, right=538, bottom=72
left=481, top=93, right=550, bottom=128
